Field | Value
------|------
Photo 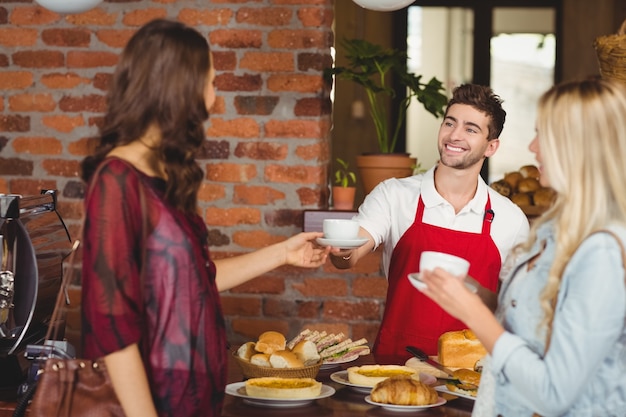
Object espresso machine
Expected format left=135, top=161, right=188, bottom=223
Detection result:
left=0, top=190, right=72, bottom=400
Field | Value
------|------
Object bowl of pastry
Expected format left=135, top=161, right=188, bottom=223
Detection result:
left=234, top=331, right=322, bottom=379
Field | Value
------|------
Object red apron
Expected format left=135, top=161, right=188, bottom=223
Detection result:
left=373, top=195, right=501, bottom=364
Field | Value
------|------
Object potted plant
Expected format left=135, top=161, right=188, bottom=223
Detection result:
left=324, top=38, right=448, bottom=193
left=332, top=157, right=357, bottom=210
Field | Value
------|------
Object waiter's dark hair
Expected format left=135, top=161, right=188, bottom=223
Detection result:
left=81, top=18, right=210, bottom=213
left=445, top=84, right=506, bottom=140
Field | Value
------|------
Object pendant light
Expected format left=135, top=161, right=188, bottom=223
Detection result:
left=351, top=0, right=415, bottom=12
left=35, top=0, right=103, bottom=14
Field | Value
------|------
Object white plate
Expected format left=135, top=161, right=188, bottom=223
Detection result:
left=435, top=384, right=477, bottom=401
left=365, top=395, right=447, bottom=412
left=320, top=354, right=359, bottom=370
left=316, top=237, right=369, bottom=249
left=225, top=382, right=335, bottom=407
left=407, top=272, right=478, bottom=293
left=329, top=370, right=372, bottom=394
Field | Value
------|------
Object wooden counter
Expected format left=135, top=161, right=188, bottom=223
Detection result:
left=0, top=354, right=474, bottom=417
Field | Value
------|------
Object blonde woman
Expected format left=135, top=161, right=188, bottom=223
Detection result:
left=420, top=78, right=626, bottom=416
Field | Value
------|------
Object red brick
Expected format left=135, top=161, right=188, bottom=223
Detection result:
left=232, top=230, right=285, bottom=249
left=42, top=28, right=91, bottom=47
left=297, top=301, right=322, bottom=319
left=58, top=94, right=107, bottom=112
left=41, top=72, right=90, bottom=89
left=205, top=207, right=261, bottom=226
left=0, top=71, right=33, bottom=89
left=9, top=178, right=56, bottom=196
left=234, top=142, right=288, bottom=160
left=0, top=115, right=29, bottom=132
left=352, top=323, right=381, bottom=345
left=65, top=9, right=118, bottom=26
left=42, top=159, right=81, bottom=177
left=95, top=29, right=136, bottom=48
left=263, top=298, right=299, bottom=318
left=297, top=7, right=333, bottom=27
left=0, top=28, right=38, bottom=47
left=205, top=162, right=257, bottom=183
left=296, top=186, right=326, bottom=206
left=229, top=275, right=285, bottom=294
left=267, top=74, right=324, bottom=93
left=296, top=142, right=329, bottom=161
left=0, top=177, right=7, bottom=194
left=209, top=29, right=262, bottom=49
left=68, top=137, right=97, bottom=156
left=93, top=73, right=112, bottom=91
left=236, top=7, right=292, bottom=26
left=265, top=119, right=327, bottom=138
left=197, top=183, right=226, bottom=202
left=177, top=8, right=233, bottom=26
left=12, top=50, right=64, bottom=68
left=0, top=55, right=7, bottom=67
left=10, top=6, right=60, bottom=25
left=210, top=96, right=226, bottom=115
left=207, top=117, right=259, bottom=138
left=67, top=51, right=118, bottom=68
left=231, top=319, right=289, bottom=341
left=264, top=164, right=324, bottom=184
left=298, top=52, right=333, bottom=71
left=240, top=51, right=294, bottom=72
left=56, top=200, right=84, bottom=221
left=8, top=93, right=56, bottom=112
left=215, top=73, right=262, bottom=92
left=12, top=136, right=62, bottom=154
left=264, top=209, right=303, bottom=228
left=353, top=277, right=388, bottom=298
left=0, top=157, right=33, bottom=175
left=122, top=9, right=168, bottom=26
left=323, top=300, right=381, bottom=321
left=220, top=295, right=262, bottom=316
left=293, top=278, right=348, bottom=297
left=267, top=29, right=328, bottom=49
left=294, top=97, right=331, bottom=116
left=42, top=115, right=85, bottom=133
left=212, top=51, right=237, bottom=71
left=234, top=96, right=278, bottom=115
left=233, top=185, right=285, bottom=205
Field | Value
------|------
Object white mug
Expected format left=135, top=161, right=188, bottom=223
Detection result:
left=419, top=251, right=470, bottom=277
left=322, top=219, right=359, bottom=240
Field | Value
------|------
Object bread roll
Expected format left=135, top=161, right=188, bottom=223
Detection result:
left=250, top=353, right=271, bottom=367
left=236, top=341, right=257, bottom=361
left=371, top=376, right=438, bottom=406
left=490, top=179, right=512, bottom=197
left=510, top=192, right=531, bottom=206
left=347, top=364, right=417, bottom=387
left=519, top=164, right=540, bottom=179
left=268, top=350, right=303, bottom=369
left=245, top=377, right=322, bottom=399
left=438, top=329, right=486, bottom=368
left=255, top=330, right=286, bottom=354
left=533, top=187, right=556, bottom=207
left=291, top=340, right=321, bottom=366
left=517, top=177, right=540, bottom=193
left=503, top=171, right=523, bottom=189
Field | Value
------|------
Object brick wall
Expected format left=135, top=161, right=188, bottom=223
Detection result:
left=0, top=0, right=387, bottom=354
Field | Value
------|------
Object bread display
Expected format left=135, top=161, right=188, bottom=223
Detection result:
left=438, top=329, right=486, bottom=369
left=491, top=164, right=556, bottom=217
left=444, top=368, right=481, bottom=397
left=347, top=364, right=417, bottom=387
left=268, top=350, right=303, bottom=369
left=370, top=375, right=438, bottom=406
left=255, top=330, right=286, bottom=354
left=244, top=377, right=322, bottom=399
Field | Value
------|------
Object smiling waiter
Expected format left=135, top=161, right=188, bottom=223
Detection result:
left=329, top=84, right=529, bottom=364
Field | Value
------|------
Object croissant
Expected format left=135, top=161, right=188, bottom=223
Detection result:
left=370, top=376, right=438, bottom=406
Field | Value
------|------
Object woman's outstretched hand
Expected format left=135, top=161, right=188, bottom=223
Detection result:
left=284, top=232, right=331, bottom=267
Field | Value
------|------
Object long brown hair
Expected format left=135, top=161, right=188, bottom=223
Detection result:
left=81, top=19, right=210, bottom=213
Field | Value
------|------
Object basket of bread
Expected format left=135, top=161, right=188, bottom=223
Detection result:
left=234, top=331, right=323, bottom=379
left=490, top=164, right=556, bottom=217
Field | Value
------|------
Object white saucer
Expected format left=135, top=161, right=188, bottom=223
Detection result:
left=407, top=272, right=478, bottom=293
left=365, top=395, right=446, bottom=412
left=316, top=237, right=368, bottom=249
left=225, top=382, right=335, bottom=407
left=329, top=370, right=372, bottom=394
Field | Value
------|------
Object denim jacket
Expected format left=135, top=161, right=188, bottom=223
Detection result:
left=489, top=222, right=626, bottom=417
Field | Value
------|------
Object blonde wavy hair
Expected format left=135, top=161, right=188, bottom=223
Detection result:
left=521, top=78, right=626, bottom=339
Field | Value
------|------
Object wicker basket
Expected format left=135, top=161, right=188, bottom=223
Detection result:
left=232, top=353, right=322, bottom=379
left=594, top=19, right=626, bottom=84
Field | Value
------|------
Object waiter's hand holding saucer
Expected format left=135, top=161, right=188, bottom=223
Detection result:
left=315, top=219, right=374, bottom=268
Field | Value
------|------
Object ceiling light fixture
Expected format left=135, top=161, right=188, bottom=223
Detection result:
left=351, top=0, right=415, bottom=12
left=35, top=0, right=103, bottom=14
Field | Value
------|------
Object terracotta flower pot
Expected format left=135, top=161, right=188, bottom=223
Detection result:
left=332, top=186, right=356, bottom=210
left=356, top=154, right=417, bottom=195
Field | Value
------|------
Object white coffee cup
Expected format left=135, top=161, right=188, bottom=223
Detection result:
left=419, top=251, right=470, bottom=277
left=322, top=219, right=359, bottom=240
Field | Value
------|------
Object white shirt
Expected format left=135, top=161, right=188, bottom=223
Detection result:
left=355, top=166, right=530, bottom=278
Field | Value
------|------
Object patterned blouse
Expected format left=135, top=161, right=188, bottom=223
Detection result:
left=81, top=158, right=228, bottom=417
